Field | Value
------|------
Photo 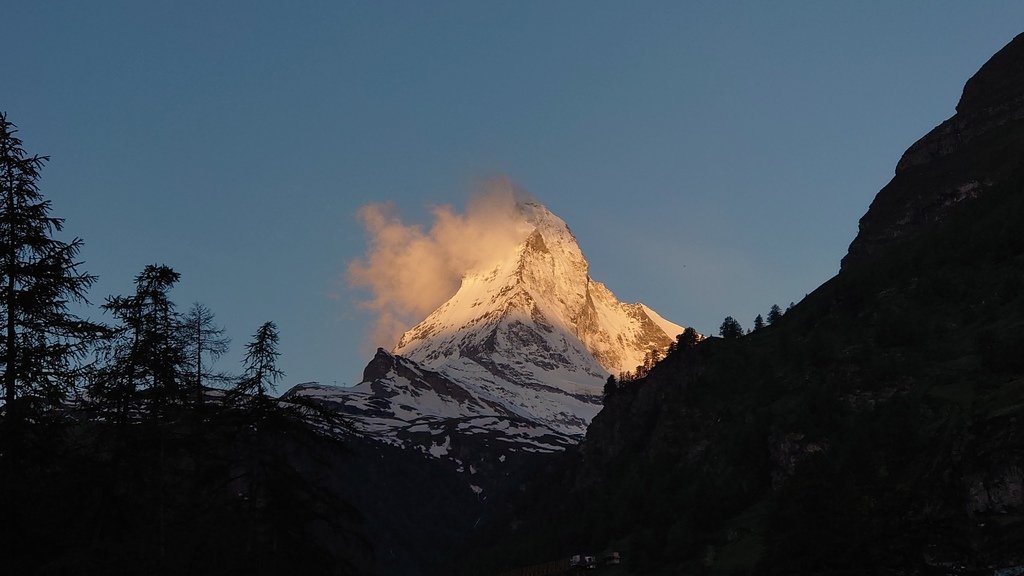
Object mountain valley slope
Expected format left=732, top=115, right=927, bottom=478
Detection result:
left=458, top=31, right=1024, bottom=576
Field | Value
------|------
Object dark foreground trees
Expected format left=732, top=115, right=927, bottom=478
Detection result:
left=234, top=321, right=283, bottom=401
left=182, top=301, right=230, bottom=404
left=719, top=316, right=743, bottom=339
left=4, top=262, right=366, bottom=574
left=0, top=113, right=367, bottom=575
left=2, top=380, right=369, bottom=575
left=0, top=112, right=102, bottom=419
left=91, top=264, right=187, bottom=417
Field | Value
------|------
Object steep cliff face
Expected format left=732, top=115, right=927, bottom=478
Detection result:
left=288, top=200, right=685, bottom=502
left=394, top=201, right=682, bottom=385
left=844, top=32, right=1024, bottom=268
left=380, top=200, right=683, bottom=438
left=462, top=32, right=1024, bottom=576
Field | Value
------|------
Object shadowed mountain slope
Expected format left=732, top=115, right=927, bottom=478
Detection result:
left=460, top=31, right=1024, bottom=576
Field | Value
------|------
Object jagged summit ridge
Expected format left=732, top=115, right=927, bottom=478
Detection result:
left=394, top=200, right=683, bottom=385
left=293, top=199, right=685, bottom=453
left=384, top=198, right=685, bottom=439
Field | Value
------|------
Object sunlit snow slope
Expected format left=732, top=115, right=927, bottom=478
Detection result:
left=389, top=201, right=683, bottom=436
left=292, top=200, right=685, bottom=455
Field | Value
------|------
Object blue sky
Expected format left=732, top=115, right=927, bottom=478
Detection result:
left=3, top=2, right=1023, bottom=386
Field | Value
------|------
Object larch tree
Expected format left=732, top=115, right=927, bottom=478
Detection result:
left=182, top=302, right=230, bottom=405
left=0, top=112, right=102, bottom=418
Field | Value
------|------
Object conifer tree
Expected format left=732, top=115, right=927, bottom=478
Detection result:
left=644, top=348, right=662, bottom=373
left=182, top=302, right=230, bottom=404
left=754, top=314, right=765, bottom=331
left=603, top=375, right=618, bottom=398
left=94, top=265, right=186, bottom=416
left=677, top=327, right=701, bottom=349
left=719, top=316, right=743, bottom=339
left=234, top=321, right=283, bottom=402
left=767, top=304, right=783, bottom=325
left=0, top=112, right=102, bottom=417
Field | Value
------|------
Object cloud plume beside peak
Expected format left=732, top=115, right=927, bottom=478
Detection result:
left=348, top=179, right=534, bottom=348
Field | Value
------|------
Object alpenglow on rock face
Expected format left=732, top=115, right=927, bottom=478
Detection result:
left=291, top=200, right=684, bottom=459
left=391, top=201, right=684, bottom=433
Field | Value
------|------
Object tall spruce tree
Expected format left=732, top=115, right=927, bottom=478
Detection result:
left=234, top=321, right=282, bottom=402
left=0, top=112, right=101, bottom=417
left=767, top=304, right=783, bottom=325
left=94, top=265, right=186, bottom=416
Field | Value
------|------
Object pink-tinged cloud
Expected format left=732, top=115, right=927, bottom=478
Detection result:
left=348, top=178, right=533, bottom=348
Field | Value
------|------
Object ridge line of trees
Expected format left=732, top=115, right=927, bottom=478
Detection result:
left=607, top=300, right=798, bottom=398
left=0, top=112, right=291, bottom=427
left=1, top=111, right=365, bottom=575
left=609, top=326, right=702, bottom=392
left=0, top=110, right=353, bottom=443
left=719, top=302, right=794, bottom=339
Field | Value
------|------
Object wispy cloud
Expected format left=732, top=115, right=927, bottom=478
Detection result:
left=348, top=177, right=533, bottom=348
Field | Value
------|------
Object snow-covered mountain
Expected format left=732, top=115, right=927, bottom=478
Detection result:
left=290, top=200, right=685, bottom=462
left=390, top=201, right=683, bottom=435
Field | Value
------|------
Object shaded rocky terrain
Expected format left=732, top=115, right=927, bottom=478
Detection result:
left=458, top=31, right=1024, bottom=576
left=845, top=31, right=1024, bottom=267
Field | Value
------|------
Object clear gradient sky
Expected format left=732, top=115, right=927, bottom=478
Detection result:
left=3, top=2, right=1023, bottom=387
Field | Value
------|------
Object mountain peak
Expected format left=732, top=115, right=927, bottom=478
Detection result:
left=299, top=199, right=685, bottom=446
left=395, top=201, right=680, bottom=375
left=390, top=201, right=684, bottom=436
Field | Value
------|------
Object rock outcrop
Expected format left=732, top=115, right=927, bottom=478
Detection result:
left=844, top=32, right=1024, bottom=268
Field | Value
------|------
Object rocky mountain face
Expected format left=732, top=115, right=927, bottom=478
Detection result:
left=844, top=31, right=1024, bottom=268
left=460, top=32, right=1024, bottom=576
left=287, top=201, right=683, bottom=501
left=394, top=202, right=682, bottom=383
left=389, top=201, right=682, bottom=437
